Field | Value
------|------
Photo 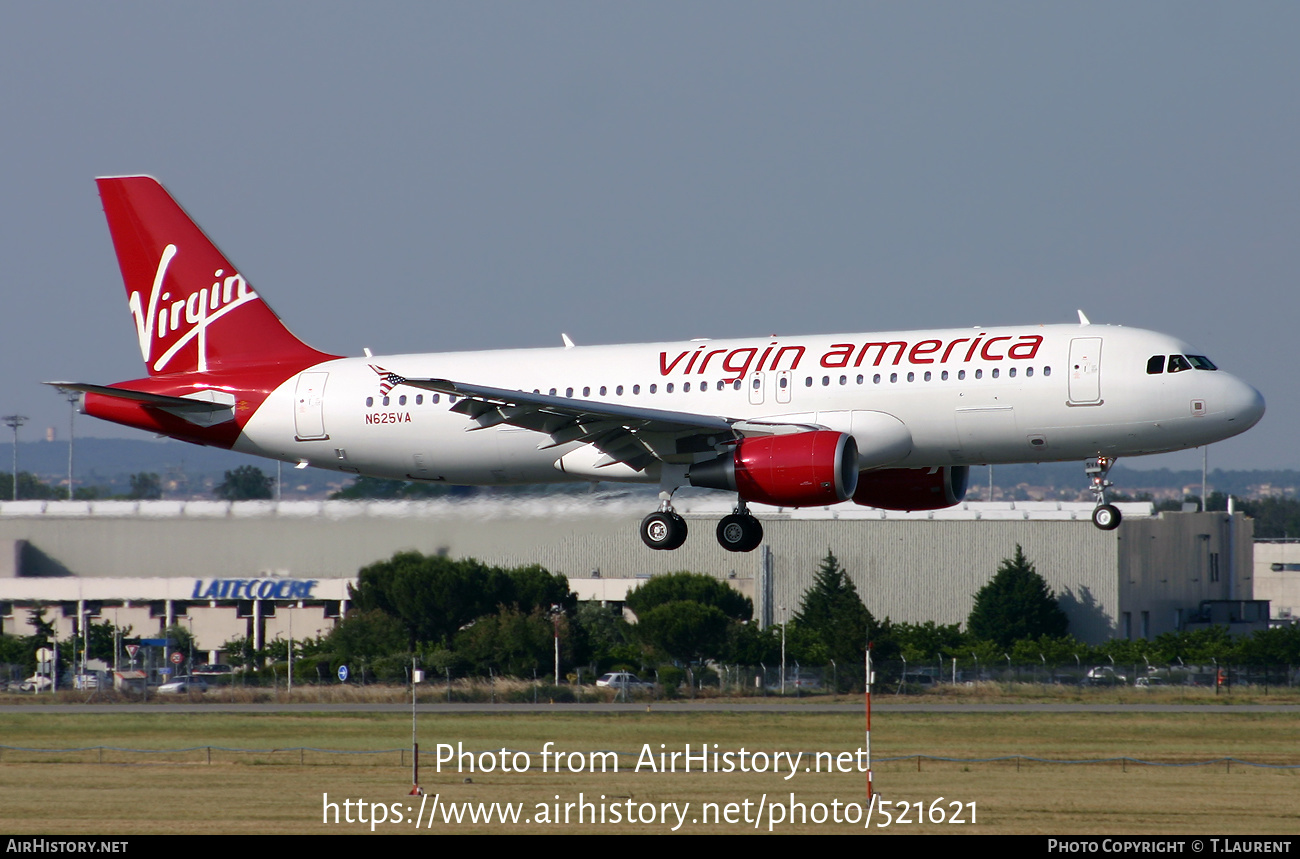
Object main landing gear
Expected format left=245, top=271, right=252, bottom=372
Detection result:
left=716, top=502, right=764, bottom=553
left=639, top=493, right=763, bottom=552
left=1086, top=455, right=1122, bottom=531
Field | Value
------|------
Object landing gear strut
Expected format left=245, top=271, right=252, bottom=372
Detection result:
left=717, top=501, right=763, bottom=553
left=1086, top=455, right=1121, bottom=531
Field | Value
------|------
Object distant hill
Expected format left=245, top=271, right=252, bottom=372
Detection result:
left=8, top=438, right=344, bottom=499
left=4, top=437, right=1295, bottom=502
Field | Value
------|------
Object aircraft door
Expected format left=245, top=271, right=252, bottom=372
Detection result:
left=748, top=372, right=765, bottom=405
left=776, top=370, right=793, bottom=404
left=1068, top=337, right=1103, bottom=405
left=293, top=372, right=329, bottom=440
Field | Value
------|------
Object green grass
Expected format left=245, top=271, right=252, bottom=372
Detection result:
left=1, top=711, right=1297, bottom=834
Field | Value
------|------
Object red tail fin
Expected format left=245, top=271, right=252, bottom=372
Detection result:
left=97, top=176, right=333, bottom=376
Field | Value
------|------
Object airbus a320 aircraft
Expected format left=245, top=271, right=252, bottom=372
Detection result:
left=51, top=177, right=1265, bottom=552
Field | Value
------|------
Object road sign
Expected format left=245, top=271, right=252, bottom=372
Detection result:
left=338, top=665, right=349, bottom=682
left=170, top=651, right=184, bottom=665
left=35, top=647, right=53, bottom=662
left=125, top=644, right=139, bottom=659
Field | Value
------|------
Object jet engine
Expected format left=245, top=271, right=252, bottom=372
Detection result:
left=851, top=465, right=970, bottom=511
left=689, top=431, right=859, bottom=507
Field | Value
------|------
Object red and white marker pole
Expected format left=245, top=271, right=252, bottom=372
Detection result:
left=865, top=642, right=874, bottom=802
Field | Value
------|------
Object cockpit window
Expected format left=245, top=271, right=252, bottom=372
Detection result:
left=1146, top=355, right=1165, bottom=375
left=1167, top=355, right=1192, bottom=373
left=1187, top=355, right=1218, bottom=371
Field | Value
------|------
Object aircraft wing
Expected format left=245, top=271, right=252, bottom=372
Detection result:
left=396, top=376, right=821, bottom=472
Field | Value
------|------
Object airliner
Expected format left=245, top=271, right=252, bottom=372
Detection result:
left=50, top=177, right=1266, bottom=552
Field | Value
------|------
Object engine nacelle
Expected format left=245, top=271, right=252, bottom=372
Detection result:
left=689, top=431, right=859, bottom=507
left=851, top=465, right=970, bottom=511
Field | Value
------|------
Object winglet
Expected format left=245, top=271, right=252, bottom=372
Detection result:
left=561, top=333, right=576, bottom=349
left=1077, top=309, right=1091, bottom=326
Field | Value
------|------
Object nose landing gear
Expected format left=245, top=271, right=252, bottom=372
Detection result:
left=1086, top=455, right=1122, bottom=531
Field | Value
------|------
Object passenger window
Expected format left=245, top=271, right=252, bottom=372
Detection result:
left=906, top=372, right=915, bottom=382
left=974, top=369, right=982, bottom=379
left=382, top=396, right=390, bottom=406
left=1147, top=355, right=1165, bottom=374
left=432, top=394, right=440, bottom=404
left=733, top=380, right=741, bottom=390
left=856, top=374, right=864, bottom=385
left=399, top=395, right=407, bottom=405
left=649, top=384, right=657, bottom=394
left=991, top=368, right=999, bottom=379
left=599, top=386, right=607, bottom=396
left=873, top=374, right=881, bottom=384
left=616, top=385, right=624, bottom=395
left=549, top=388, right=557, bottom=396
left=941, top=371, right=949, bottom=381
left=780, top=377, right=788, bottom=389
left=752, top=378, right=760, bottom=389
left=683, top=382, right=690, bottom=393
left=1043, top=367, right=1051, bottom=377
left=366, top=397, right=374, bottom=407
left=958, top=370, right=966, bottom=380
left=666, top=383, right=674, bottom=393
left=822, top=376, right=830, bottom=386
left=1168, top=355, right=1191, bottom=373
left=890, top=373, right=898, bottom=383
left=416, top=394, right=423, bottom=405
left=1008, top=368, right=1015, bottom=378
left=805, top=377, right=813, bottom=387
left=582, top=387, right=590, bottom=397
left=566, top=387, right=574, bottom=397
left=1025, top=367, right=1033, bottom=377
left=839, top=375, right=847, bottom=386
left=634, top=385, right=641, bottom=394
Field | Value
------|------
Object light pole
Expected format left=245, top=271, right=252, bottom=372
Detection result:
left=4, top=415, right=28, bottom=501
left=779, top=605, right=787, bottom=696
left=65, top=392, right=79, bottom=500
left=551, top=604, right=562, bottom=686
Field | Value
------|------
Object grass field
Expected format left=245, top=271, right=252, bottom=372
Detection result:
left=1, top=710, right=1297, bottom=834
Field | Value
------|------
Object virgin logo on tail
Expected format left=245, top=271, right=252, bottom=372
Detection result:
left=126, top=243, right=261, bottom=373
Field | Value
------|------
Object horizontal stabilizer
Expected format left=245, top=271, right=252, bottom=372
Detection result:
left=45, top=382, right=236, bottom=426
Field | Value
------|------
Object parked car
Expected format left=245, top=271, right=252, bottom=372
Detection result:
left=595, top=672, right=653, bottom=689
left=157, top=675, right=209, bottom=694
left=192, top=664, right=233, bottom=677
left=19, top=674, right=53, bottom=692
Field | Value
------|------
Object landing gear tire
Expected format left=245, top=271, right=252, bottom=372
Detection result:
left=717, top=514, right=763, bottom=553
left=1092, top=504, right=1122, bottom=531
left=641, top=511, right=688, bottom=550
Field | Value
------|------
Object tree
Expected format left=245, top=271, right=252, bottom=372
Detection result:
left=967, top=545, right=1068, bottom=648
left=213, top=465, right=274, bottom=500
left=128, top=472, right=162, bottom=500
left=634, top=601, right=731, bottom=664
left=624, top=572, right=752, bottom=622
left=789, top=551, right=888, bottom=672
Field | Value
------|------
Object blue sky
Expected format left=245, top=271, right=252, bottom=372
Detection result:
left=1, top=3, right=1295, bottom=469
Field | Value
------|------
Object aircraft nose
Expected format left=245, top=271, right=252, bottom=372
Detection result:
left=1225, top=377, right=1265, bottom=430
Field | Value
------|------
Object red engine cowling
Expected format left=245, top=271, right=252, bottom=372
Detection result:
left=851, top=466, right=970, bottom=511
left=689, top=431, right=859, bottom=507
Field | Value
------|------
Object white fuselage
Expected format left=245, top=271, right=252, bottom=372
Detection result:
left=235, top=322, right=1265, bottom=487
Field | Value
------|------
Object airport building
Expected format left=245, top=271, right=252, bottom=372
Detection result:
left=0, top=495, right=1256, bottom=657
